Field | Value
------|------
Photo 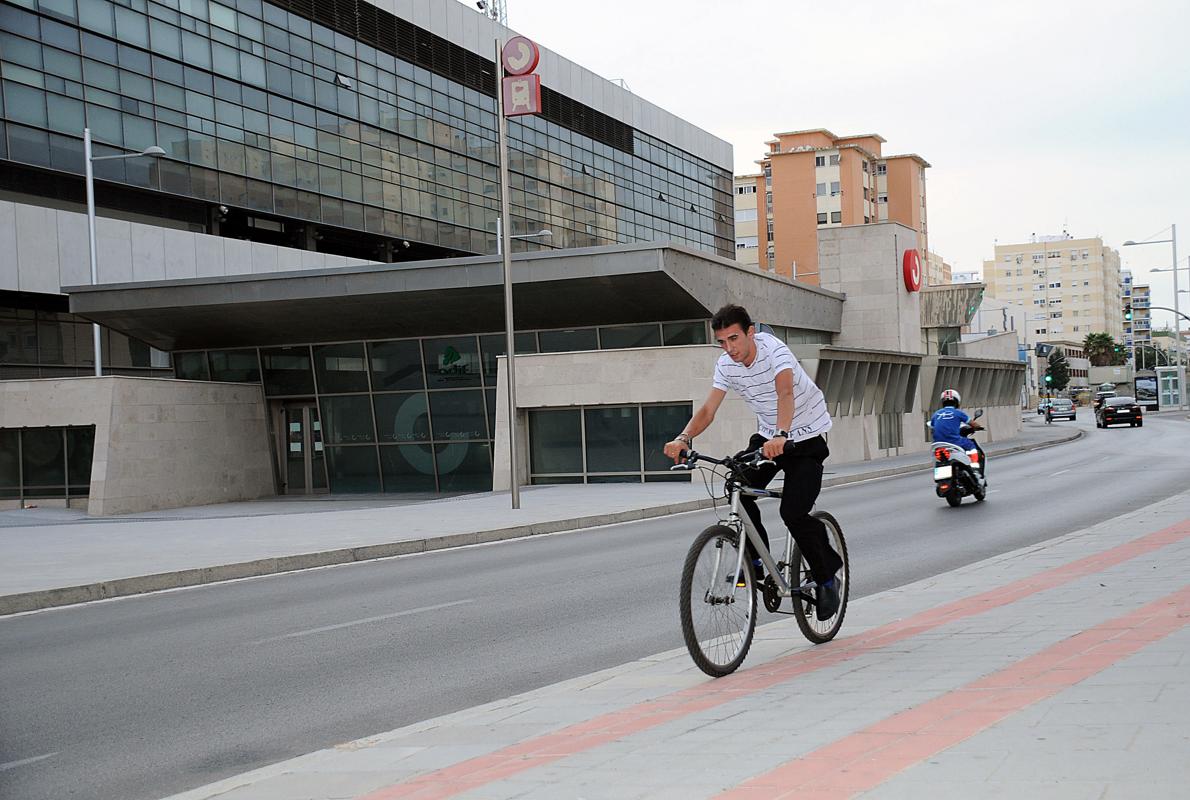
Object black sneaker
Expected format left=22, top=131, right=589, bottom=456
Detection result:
left=816, top=576, right=840, bottom=621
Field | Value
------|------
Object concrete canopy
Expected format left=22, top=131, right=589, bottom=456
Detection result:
left=66, top=243, right=843, bottom=351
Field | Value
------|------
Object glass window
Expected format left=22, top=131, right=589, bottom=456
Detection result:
left=66, top=426, right=95, bottom=495
left=422, top=335, right=480, bottom=389
left=0, top=428, right=18, bottom=499
left=584, top=406, right=640, bottom=473
left=373, top=392, right=429, bottom=443
left=528, top=409, right=581, bottom=474
left=662, top=321, right=707, bottom=346
left=174, top=351, right=209, bottom=380
left=435, top=441, right=491, bottom=492
left=319, top=395, right=375, bottom=444
left=379, top=444, right=436, bottom=492
left=4, top=83, right=47, bottom=128
left=114, top=7, right=149, bottom=47
left=208, top=349, right=260, bottom=382
left=816, top=212, right=828, bottom=225
left=314, top=342, right=369, bottom=393
left=21, top=428, right=65, bottom=494
left=831, top=211, right=841, bottom=224
left=260, top=346, right=314, bottom=395
left=599, top=324, right=661, bottom=350
left=538, top=328, right=597, bottom=353
left=428, top=390, right=486, bottom=441
left=324, top=445, right=380, bottom=493
left=477, top=332, right=537, bottom=382
left=40, top=0, right=78, bottom=22
left=642, top=404, right=692, bottom=472
left=369, top=339, right=423, bottom=391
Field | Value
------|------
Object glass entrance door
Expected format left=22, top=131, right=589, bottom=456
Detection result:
left=275, top=402, right=328, bottom=494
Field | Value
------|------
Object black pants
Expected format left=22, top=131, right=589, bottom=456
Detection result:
left=737, top=434, right=843, bottom=584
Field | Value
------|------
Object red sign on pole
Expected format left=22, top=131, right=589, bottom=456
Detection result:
left=903, top=248, right=922, bottom=292
left=502, top=74, right=541, bottom=116
left=501, top=36, right=540, bottom=76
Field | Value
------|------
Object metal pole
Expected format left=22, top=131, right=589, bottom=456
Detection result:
left=494, top=38, right=519, bottom=509
left=1171, top=224, right=1184, bottom=408
left=84, top=128, right=103, bottom=377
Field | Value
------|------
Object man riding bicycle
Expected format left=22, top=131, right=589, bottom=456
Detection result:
left=663, top=304, right=842, bottom=620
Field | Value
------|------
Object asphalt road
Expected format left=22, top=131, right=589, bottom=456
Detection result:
left=2, top=414, right=1188, bottom=800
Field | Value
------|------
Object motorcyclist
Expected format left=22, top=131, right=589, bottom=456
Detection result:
left=929, top=389, right=987, bottom=479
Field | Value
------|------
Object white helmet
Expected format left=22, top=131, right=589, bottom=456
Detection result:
left=940, top=389, right=961, bottom=406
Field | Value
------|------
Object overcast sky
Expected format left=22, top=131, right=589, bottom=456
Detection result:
left=489, top=0, right=1190, bottom=331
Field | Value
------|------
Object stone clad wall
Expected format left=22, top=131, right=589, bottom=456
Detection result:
left=0, top=377, right=274, bottom=515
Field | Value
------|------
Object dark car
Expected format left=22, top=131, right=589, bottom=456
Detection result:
left=1096, top=396, right=1143, bottom=428
left=1047, top=398, right=1076, bottom=421
left=1093, top=390, right=1116, bottom=411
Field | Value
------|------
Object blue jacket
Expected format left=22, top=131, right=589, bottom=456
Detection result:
left=930, top=407, right=975, bottom=450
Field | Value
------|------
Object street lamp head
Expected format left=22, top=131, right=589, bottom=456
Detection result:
left=1123, top=240, right=1138, bottom=247
left=140, top=145, right=166, bottom=157
left=535, top=229, right=552, bottom=238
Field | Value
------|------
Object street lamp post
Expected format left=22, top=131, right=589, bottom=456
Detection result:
left=83, top=128, right=165, bottom=376
left=1124, top=225, right=1184, bottom=409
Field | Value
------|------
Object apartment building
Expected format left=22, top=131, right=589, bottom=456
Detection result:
left=733, top=174, right=760, bottom=268
left=736, top=129, right=929, bottom=284
left=1130, top=281, right=1153, bottom=353
left=926, top=250, right=952, bottom=286
left=982, top=235, right=1123, bottom=348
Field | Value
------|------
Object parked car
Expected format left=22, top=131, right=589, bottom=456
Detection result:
left=1093, top=390, right=1116, bottom=411
left=1037, top=399, right=1054, bottom=415
left=1048, top=398, right=1077, bottom=421
left=1096, top=396, right=1143, bottom=428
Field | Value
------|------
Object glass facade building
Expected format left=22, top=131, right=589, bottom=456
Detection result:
left=0, top=0, right=733, bottom=262
left=171, top=320, right=711, bottom=493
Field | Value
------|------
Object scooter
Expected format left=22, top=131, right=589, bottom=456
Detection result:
left=930, top=409, right=987, bottom=507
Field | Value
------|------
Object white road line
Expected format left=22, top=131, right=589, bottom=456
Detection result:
left=252, top=599, right=474, bottom=644
left=1051, top=468, right=1071, bottom=476
left=0, top=752, right=57, bottom=771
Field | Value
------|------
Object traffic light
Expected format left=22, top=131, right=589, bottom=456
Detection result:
left=1044, top=372, right=1053, bottom=385
left=1124, top=304, right=1133, bottom=321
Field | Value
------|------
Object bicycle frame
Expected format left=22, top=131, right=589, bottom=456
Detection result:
left=714, top=483, right=807, bottom=602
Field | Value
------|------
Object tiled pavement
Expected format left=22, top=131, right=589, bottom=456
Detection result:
left=162, top=488, right=1190, bottom=800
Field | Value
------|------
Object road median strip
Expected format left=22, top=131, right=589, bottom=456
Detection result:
left=0, top=428, right=1083, bottom=615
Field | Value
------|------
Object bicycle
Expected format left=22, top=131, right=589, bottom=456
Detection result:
left=673, top=448, right=850, bottom=677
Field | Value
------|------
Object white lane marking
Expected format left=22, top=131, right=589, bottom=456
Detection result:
left=252, top=599, right=474, bottom=644
left=0, top=752, right=57, bottom=771
left=1052, top=468, right=1071, bottom=476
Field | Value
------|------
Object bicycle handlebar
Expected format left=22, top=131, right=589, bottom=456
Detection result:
left=670, top=448, right=776, bottom=473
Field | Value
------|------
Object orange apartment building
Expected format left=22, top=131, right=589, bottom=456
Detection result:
left=740, top=129, right=930, bottom=285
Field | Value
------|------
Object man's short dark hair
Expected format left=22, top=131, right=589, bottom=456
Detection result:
left=711, top=304, right=753, bottom=332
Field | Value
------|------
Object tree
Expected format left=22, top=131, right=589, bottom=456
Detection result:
left=1082, top=332, right=1124, bottom=366
left=1047, top=348, right=1071, bottom=391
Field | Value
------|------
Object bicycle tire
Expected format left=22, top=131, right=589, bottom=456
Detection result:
left=791, top=511, right=849, bottom=644
left=679, top=524, right=757, bottom=677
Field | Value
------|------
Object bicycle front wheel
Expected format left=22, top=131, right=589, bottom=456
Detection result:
left=791, top=511, right=849, bottom=644
left=679, top=524, right=757, bottom=677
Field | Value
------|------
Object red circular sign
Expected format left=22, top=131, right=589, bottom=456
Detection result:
left=501, top=37, right=540, bottom=76
left=902, top=249, right=922, bottom=292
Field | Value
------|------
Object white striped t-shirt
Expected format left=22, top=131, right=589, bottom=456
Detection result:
left=712, top=332, right=832, bottom=441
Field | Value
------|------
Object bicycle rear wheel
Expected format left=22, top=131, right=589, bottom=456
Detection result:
left=791, top=511, right=849, bottom=644
left=679, top=524, right=756, bottom=677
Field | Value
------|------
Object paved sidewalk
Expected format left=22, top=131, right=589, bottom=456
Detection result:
left=0, top=422, right=1077, bottom=612
left=0, top=421, right=1080, bottom=613
left=163, top=487, right=1190, bottom=800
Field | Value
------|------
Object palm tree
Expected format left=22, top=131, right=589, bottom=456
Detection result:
left=1083, top=332, right=1123, bottom=366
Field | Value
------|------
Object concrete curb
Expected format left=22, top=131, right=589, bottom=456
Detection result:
left=0, top=429, right=1084, bottom=616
